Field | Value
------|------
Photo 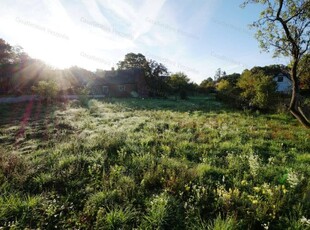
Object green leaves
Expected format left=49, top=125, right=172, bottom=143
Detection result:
left=31, top=80, right=60, bottom=102
left=237, top=70, right=277, bottom=109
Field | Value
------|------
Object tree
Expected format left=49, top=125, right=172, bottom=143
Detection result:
left=289, top=53, right=310, bottom=90
left=0, top=38, right=13, bottom=65
left=214, top=68, right=222, bottom=81
left=250, top=64, right=289, bottom=77
left=218, top=73, right=241, bottom=86
left=117, top=53, right=171, bottom=97
left=11, top=45, right=29, bottom=64
left=243, top=0, right=310, bottom=128
left=0, top=39, right=30, bottom=65
left=237, top=69, right=277, bottom=110
left=117, top=53, right=150, bottom=71
left=169, top=72, right=190, bottom=99
left=147, top=59, right=170, bottom=97
left=216, top=79, right=231, bottom=92
left=299, top=54, right=310, bottom=90
left=200, top=77, right=215, bottom=93
left=200, top=77, right=214, bottom=87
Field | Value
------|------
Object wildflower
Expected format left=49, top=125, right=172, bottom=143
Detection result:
left=300, top=216, right=310, bottom=225
left=262, top=222, right=269, bottom=230
left=248, top=153, right=260, bottom=176
left=287, top=169, right=304, bottom=188
left=252, top=199, right=258, bottom=204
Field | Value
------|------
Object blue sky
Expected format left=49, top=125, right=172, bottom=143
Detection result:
left=0, top=0, right=289, bottom=83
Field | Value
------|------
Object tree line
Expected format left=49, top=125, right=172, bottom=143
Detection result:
left=0, top=39, right=202, bottom=100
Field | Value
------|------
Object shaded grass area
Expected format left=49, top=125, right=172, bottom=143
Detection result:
left=104, top=95, right=226, bottom=113
left=0, top=96, right=309, bottom=229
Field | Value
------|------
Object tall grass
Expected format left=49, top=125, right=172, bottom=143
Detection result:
left=0, top=97, right=309, bottom=229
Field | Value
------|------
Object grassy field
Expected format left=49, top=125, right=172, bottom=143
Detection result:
left=0, top=96, right=309, bottom=229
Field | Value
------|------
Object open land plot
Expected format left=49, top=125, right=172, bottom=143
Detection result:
left=0, top=97, right=309, bottom=229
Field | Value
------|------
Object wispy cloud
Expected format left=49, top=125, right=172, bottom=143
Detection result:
left=81, top=0, right=111, bottom=27
left=0, top=0, right=288, bottom=82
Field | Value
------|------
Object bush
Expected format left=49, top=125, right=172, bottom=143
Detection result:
left=77, top=87, right=90, bottom=107
left=237, top=70, right=277, bottom=110
left=216, top=79, right=231, bottom=92
left=32, top=80, right=59, bottom=102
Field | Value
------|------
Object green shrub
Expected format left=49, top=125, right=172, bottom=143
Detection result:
left=237, top=70, right=277, bottom=110
left=77, top=87, right=90, bottom=107
left=32, top=80, right=59, bottom=102
left=216, top=79, right=231, bottom=92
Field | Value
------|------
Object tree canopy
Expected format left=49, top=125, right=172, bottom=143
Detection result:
left=117, top=53, right=149, bottom=71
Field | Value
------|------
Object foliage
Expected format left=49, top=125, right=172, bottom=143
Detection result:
left=216, top=79, right=231, bottom=92
left=0, top=38, right=13, bottom=65
left=169, top=72, right=191, bottom=99
left=117, top=53, right=150, bottom=71
left=0, top=40, right=29, bottom=66
left=237, top=69, right=277, bottom=109
left=77, top=87, right=90, bottom=107
left=292, top=53, right=310, bottom=90
left=31, top=80, right=60, bottom=102
left=217, top=73, right=241, bottom=86
left=116, top=53, right=171, bottom=97
left=147, top=59, right=171, bottom=97
left=200, top=77, right=215, bottom=93
left=216, top=66, right=282, bottom=111
left=243, top=0, right=309, bottom=58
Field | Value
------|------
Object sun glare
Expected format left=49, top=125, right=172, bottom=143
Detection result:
left=32, top=44, right=77, bottom=69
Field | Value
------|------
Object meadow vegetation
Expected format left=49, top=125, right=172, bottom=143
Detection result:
left=0, top=96, right=309, bottom=229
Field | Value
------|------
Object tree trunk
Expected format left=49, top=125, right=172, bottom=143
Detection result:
left=289, top=59, right=310, bottom=129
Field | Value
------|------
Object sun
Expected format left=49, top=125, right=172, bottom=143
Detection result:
left=27, top=38, right=79, bottom=69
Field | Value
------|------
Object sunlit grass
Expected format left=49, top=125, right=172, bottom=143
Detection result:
left=0, top=97, right=309, bottom=229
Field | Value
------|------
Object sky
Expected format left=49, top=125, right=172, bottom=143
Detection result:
left=0, top=0, right=289, bottom=83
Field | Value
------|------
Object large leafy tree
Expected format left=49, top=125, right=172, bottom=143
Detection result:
left=217, top=73, right=241, bottom=86
left=117, top=53, right=150, bottom=71
left=169, top=72, right=190, bottom=99
left=0, top=38, right=13, bottom=65
left=200, top=77, right=215, bottom=93
left=147, top=59, right=170, bottom=96
left=117, top=53, right=170, bottom=97
left=243, top=0, right=310, bottom=128
left=0, top=39, right=29, bottom=65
